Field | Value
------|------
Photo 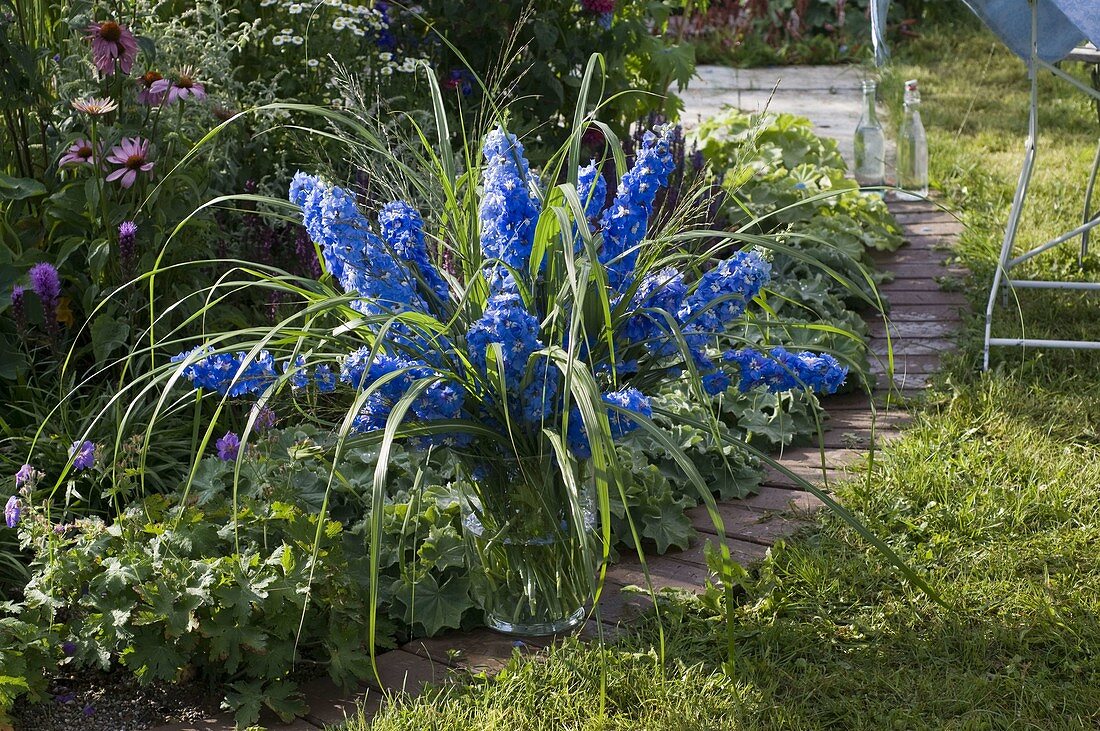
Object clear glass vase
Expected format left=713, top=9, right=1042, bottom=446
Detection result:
left=461, top=456, right=599, bottom=636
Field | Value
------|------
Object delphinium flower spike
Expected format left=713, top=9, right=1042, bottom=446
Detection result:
left=597, top=125, right=676, bottom=290
left=479, top=128, right=541, bottom=289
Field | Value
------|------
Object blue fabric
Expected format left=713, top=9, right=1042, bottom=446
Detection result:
left=961, top=0, right=1091, bottom=62
left=872, top=0, right=1099, bottom=64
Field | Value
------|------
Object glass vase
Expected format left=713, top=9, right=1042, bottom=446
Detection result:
left=461, top=456, right=599, bottom=636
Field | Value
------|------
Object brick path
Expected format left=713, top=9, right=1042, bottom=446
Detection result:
left=151, top=69, right=968, bottom=731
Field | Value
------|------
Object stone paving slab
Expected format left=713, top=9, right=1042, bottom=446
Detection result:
left=403, top=628, right=537, bottom=673
left=663, top=535, right=772, bottom=567
left=363, top=649, right=450, bottom=697
left=604, top=555, right=713, bottom=589
left=687, top=504, right=813, bottom=544
left=870, top=319, right=960, bottom=338
left=297, top=678, right=379, bottom=729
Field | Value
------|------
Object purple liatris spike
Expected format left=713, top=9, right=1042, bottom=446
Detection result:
left=10, top=286, right=26, bottom=332
left=4, top=495, right=20, bottom=528
left=69, top=441, right=96, bottom=471
left=118, top=220, right=137, bottom=268
left=294, top=227, right=321, bottom=279
left=29, top=263, right=60, bottom=306
left=216, top=432, right=240, bottom=461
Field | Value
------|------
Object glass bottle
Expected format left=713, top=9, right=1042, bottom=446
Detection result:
left=896, top=79, right=929, bottom=200
left=853, top=79, right=886, bottom=189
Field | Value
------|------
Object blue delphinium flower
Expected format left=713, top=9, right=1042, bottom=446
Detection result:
left=567, top=388, right=652, bottom=459
left=725, top=347, right=847, bottom=394
left=69, top=441, right=95, bottom=471
left=291, top=173, right=427, bottom=318
left=216, top=432, right=240, bottom=461
left=379, top=200, right=450, bottom=304
left=618, top=266, right=687, bottom=356
left=343, top=351, right=466, bottom=442
left=677, top=250, right=771, bottom=333
left=466, top=293, right=560, bottom=425
left=466, top=293, right=543, bottom=387
left=598, top=126, right=676, bottom=290
left=479, top=128, right=541, bottom=287
left=283, top=355, right=311, bottom=390
left=171, top=348, right=277, bottom=398
left=577, top=159, right=608, bottom=223
left=314, top=363, right=337, bottom=393
left=5, top=495, right=20, bottom=528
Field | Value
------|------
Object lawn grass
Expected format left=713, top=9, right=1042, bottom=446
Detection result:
left=341, top=16, right=1100, bottom=730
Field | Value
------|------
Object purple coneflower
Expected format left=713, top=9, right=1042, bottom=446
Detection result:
left=137, top=71, right=166, bottom=105
left=216, top=432, right=240, bottom=461
left=164, top=66, right=206, bottom=104
left=118, top=220, right=138, bottom=267
left=5, top=496, right=20, bottom=529
left=105, top=137, right=154, bottom=189
left=69, top=441, right=96, bottom=471
left=85, top=20, right=138, bottom=76
left=59, top=139, right=97, bottom=167
left=71, top=97, right=119, bottom=116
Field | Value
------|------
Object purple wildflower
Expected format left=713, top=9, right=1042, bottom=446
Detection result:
left=11, top=286, right=26, bottom=332
left=14, top=464, right=35, bottom=488
left=581, top=0, right=615, bottom=11
left=5, top=496, right=20, bottom=528
left=29, top=263, right=60, bottom=305
left=85, top=20, right=138, bottom=76
left=158, top=66, right=206, bottom=104
left=216, top=432, right=240, bottom=461
left=69, top=441, right=96, bottom=471
left=59, top=139, right=97, bottom=167
left=105, top=137, right=154, bottom=189
left=252, top=405, right=277, bottom=433
left=118, top=220, right=137, bottom=269
left=137, top=71, right=166, bottom=105
left=62, top=641, right=77, bottom=656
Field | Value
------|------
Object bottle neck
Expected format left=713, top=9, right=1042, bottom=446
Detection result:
left=862, top=90, right=878, bottom=122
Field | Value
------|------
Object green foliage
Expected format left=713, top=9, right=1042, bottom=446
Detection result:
left=413, top=0, right=695, bottom=159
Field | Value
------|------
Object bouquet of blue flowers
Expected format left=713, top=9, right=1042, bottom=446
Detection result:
left=166, top=121, right=847, bottom=634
